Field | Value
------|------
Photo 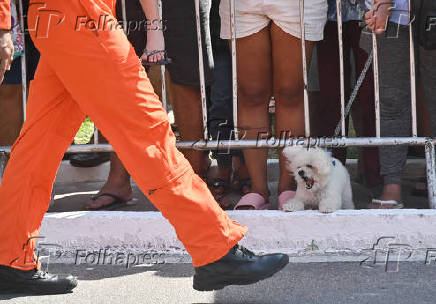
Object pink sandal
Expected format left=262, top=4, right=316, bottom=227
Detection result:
left=277, top=190, right=296, bottom=211
left=234, top=193, right=270, bottom=210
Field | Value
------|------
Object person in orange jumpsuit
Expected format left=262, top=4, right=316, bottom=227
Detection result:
left=0, top=0, right=288, bottom=294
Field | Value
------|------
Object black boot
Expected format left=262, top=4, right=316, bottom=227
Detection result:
left=0, top=265, right=77, bottom=295
left=193, top=244, right=289, bottom=291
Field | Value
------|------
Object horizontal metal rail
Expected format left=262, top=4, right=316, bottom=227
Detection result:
left=1, top=137, right=434, bottom=155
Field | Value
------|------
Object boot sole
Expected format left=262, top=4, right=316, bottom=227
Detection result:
left=193, top=255, right=289, bottom=291
left=0, top=277, right=78, bottom=295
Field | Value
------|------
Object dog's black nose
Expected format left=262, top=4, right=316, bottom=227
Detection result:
left=298, top=170, right=305, bottom=177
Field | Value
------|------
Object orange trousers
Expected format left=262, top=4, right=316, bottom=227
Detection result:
left=0, top=0, right=247, bottom=271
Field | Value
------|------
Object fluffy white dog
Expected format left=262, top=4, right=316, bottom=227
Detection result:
left=281, top=146, right=354, bottom=213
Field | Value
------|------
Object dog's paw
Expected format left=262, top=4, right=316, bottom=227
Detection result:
left=318, top=206, right=336, bottom=214
left=282, top=200, right=305, bottom=212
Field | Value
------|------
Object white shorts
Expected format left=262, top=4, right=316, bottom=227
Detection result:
left=219, top=0, right=328, bottom=41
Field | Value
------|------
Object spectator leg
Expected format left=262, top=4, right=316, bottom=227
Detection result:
left=170, top=83, right=210, bottom=177
left=0, top=84, right=23, bottom=146
left=270, top=22, right=318, bottom=193
left=235, top=26, right=272, bottom=202
left=361, top=24, right=411, bottom=205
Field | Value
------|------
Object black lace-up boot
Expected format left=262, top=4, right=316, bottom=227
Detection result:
left=193, top=245, right=289, bottom=291
left=0, top=265, right=77, bottom=295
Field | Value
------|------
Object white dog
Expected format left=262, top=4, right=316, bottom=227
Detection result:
left=281, top=146, right=354, bottom=213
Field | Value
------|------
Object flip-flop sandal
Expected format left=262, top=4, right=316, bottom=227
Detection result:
left=369, top=199, right=404, bottom=209
left=234, top=193, right=270, bottom=210
left=142, top=49, right=172, bottom=66
left=277, top=190, right=296, bottom=211
left=87, top=193, right=128, bottom=211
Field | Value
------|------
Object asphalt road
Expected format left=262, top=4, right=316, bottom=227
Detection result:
left=1, top=261, right=436, bottom=304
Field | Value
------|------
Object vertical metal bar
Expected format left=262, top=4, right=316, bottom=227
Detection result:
left=0, top=152, right=7, bottom=184
left=121, top=0, right=127, bottom=33
left=194, top=0, right=208, bottom=140
left=299, top=0, right=310, bottom=137
left=157, top=0, right=167, bottom=111
left=160, top=66, right=167, bottom=111
left=18, top=0, right=27, bottom=122
left=408, top=0, right=417, bottom=137
left=425, top=141, right=436, bottom=209
left=230, top=0, right=238, bottom=140
left=372, top=26, right=381, bottom=137
left=336, top=0, right=345, bottom=137
left=93, top=127, right=99, bottom=144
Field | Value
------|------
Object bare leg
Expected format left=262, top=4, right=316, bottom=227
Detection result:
left=170, top=83, right=210, bottom=177
left=235, top=26, right=273, bottom=204
left=85, top=152, right=133, bottom=209
left=271, top=23, right=313, bottom=194
left=139, top=0, right=165, bottom=63
left=0, top=84, right=23, bottom=146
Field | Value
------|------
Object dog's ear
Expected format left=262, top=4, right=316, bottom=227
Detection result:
left=282, top=145, right=304, bottom=161
left=310, top=148, right=332, bottom=176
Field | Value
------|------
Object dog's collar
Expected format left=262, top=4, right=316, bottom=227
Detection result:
left=332, top=160, right=336, bottom=166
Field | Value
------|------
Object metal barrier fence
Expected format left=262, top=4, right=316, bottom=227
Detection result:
left=1, top=0, right=435, bottom=208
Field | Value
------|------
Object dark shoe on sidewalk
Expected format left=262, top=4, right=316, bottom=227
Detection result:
left=69, top=152, right=110, bottom=168
left=0, top=265, right=77, bottom=295
left=193, top=244, right=289, bottom=291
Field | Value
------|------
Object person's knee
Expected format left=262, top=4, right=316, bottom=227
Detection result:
left=238, top=85, right=271, bottom=108
left=274, top=82, right=304, bottom=107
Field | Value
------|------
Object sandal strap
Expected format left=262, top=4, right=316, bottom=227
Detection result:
left=91, top=193, right=126, bottom=203
left=143, top=49, right=166, bottom=57
left=371, top=199, right=404, bottom=209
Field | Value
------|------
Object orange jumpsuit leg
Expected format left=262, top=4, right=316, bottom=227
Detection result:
left=0, top=0, right=247, bottom=271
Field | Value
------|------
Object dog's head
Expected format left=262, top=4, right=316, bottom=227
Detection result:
left=282, top=146, right=333, bottom=191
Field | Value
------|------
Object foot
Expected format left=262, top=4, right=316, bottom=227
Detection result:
left=234, top=193, right=270, bottom=210
left=86, top=182, right=133, bottom=210
left=193, top=245, right=289, bottom=291
left=0, top=265, right=77, bottom=295
left=141, top=30, right=165, bottom=64
left=369, top=184, right=402, bottom=209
